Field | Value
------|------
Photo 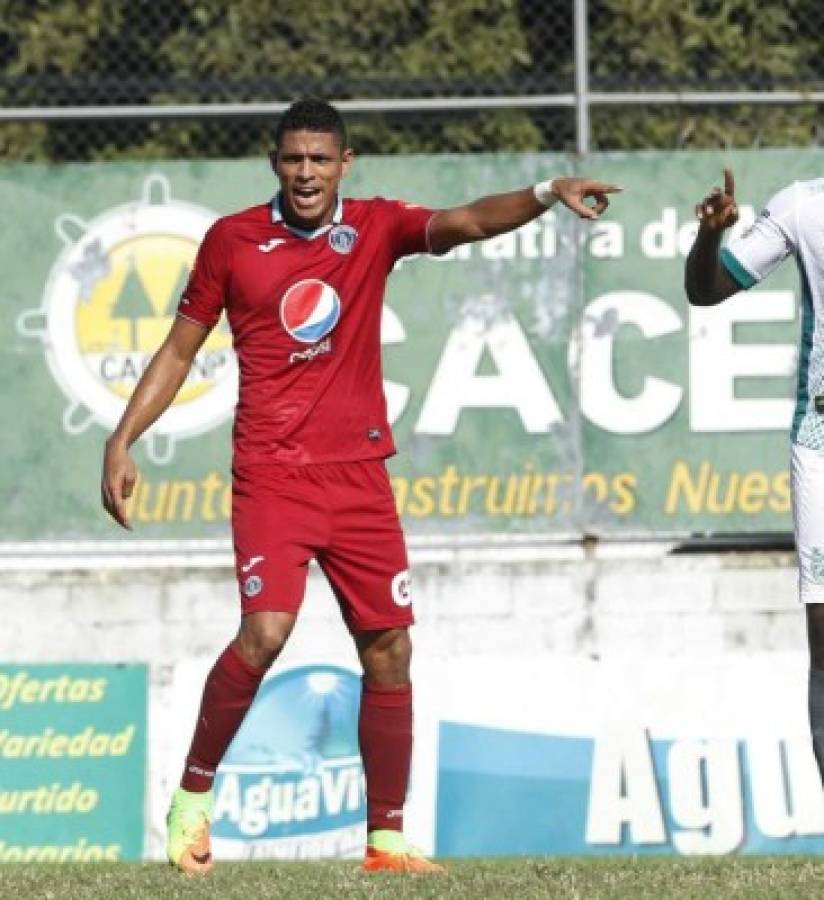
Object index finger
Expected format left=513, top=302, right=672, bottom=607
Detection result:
left=584, top=181, right=622, bottom=195
left=724, top=168, right=735, bottom=198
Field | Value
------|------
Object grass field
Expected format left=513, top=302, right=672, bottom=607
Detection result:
left=2, top=857, right=824, bottom=900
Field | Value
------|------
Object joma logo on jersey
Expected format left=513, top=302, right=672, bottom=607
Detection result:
left=258, top=238, right=286, bottom=253
left=280, top=279, right=341, bottom=344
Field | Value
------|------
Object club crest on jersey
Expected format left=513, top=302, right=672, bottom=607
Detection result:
left=280, top=279, right=341, bottom=343
left=329, top=224, right=357, bottom=255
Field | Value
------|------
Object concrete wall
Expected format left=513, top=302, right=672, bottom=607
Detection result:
left=1, top=544, right=804, bottom=667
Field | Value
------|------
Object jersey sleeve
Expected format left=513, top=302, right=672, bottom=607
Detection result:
left=176, top=219, right=230, bottom=329
left=720, top=183, right=798, bottom=289
left=382, top=199, right=437, bottom=262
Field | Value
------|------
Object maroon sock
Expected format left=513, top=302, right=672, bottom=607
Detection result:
left=359, top=680, right=413, bottom=833
left=181, top=643, right=266, bottom=792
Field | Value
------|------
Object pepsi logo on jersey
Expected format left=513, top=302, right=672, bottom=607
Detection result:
left=280, top=279, right=341, bottom=344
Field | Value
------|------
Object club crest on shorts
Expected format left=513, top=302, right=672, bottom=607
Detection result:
left=243, top=575, right=263, bottom=598
left=391, top=570, right=411, bottom=607
left=328, top=224, right=357, bottom=255
left=280, top=279, right=341, bottom=343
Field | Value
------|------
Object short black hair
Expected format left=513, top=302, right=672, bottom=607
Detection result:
left=275, top=98, right=348, bottom=150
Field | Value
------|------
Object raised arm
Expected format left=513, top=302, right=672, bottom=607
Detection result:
left=101, top=316, right=210, bottom=529
left=685, top=168, right=742, bottom=306
left=427, top=177, right=621, bottom=254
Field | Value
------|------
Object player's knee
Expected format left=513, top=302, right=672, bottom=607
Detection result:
left=359, top=628, right=412, bottom=684
left=237, top=612, right=295, bottom=669
left=385, top=628, right=412, bottom=671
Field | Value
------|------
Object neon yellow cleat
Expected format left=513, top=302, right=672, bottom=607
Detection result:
left=362, top=829, right=447, bottom=875
left=166, top=787, right=214, bottom=875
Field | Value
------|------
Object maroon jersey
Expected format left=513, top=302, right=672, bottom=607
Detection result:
left=178, top=195, right=435, bottom=465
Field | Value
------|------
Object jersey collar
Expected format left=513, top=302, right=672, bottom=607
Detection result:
left=271, top=192, right=343, bottom=239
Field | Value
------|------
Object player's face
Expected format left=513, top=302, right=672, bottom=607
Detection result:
left=272, top=130, right=353, bottom=230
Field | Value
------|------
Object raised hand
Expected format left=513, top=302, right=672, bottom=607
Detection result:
left=696, top=168, right=739, bottom=232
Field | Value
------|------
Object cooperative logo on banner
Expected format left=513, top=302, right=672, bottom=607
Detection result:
left=16, top=175, right=238, bottom=464
left=211, top=665, right=365, bottom=860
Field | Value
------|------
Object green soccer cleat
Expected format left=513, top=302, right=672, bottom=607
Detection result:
left=166, top=787, right=214, bottom=875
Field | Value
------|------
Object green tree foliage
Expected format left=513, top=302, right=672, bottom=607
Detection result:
left=0, top=0, right=176, bottom=159
left=587, top=0, right=819, bottom=149
left=0, top=0, right=821, bottom=160
left=157, top=0, right=541, bottom=156
left=0, top=0, right=541, bottom=160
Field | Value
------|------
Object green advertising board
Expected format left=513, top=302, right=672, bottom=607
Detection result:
left=2, top=150, right=813, bottom=544
left=0, top=664, right=146, bottom=861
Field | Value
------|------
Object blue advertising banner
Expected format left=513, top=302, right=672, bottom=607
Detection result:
left=436, top=723, right=824, bottom=857
left=162, top=652, right=823, bottom=861
left=415, top=654, right=824, bottom=859
left=210, top=664, right=365, bottom=860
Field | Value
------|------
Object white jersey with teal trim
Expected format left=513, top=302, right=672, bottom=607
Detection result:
left=721, top=178, right=824, bottom=451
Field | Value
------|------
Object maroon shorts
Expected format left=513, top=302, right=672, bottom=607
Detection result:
left=232, top=458, right=413, bottom=632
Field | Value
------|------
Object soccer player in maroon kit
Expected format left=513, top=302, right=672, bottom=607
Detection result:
left=101, top=98, right=619, bottom=875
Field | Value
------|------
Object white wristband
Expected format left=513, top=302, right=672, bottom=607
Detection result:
left=533, top=179, right=559, bottom=209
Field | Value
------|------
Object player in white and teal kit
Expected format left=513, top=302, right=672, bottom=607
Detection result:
left=685, top=169, right=824, bottom=783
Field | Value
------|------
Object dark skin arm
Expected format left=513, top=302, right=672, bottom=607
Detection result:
left=101, top=316, right=210, bottom=529
left=428, top=177, right=621, bottom=253
left=685, top=168, right=743, bottom=306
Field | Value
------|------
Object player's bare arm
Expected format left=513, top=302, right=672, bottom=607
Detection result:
left=685, top=167, right=742, bottom=306
left=101, top=316, right=209, bottom=529
left=427, top=177, right=621, bottom=254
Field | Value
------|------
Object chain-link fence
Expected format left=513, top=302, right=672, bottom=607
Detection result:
left=1, top=0, right=823, bottom=161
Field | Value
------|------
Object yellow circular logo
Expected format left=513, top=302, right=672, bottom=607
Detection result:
left=18, top=175, right=238, bottom=463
